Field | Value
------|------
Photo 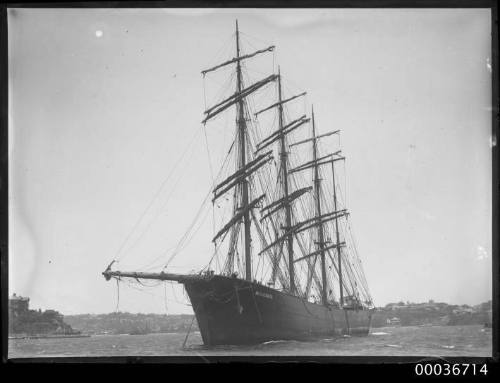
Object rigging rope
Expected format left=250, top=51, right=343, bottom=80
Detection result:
left=203, top=123, right=217, bottom=244
left=115, top=278, right=120, bottom=313
left=163, top=282, right=169, bottom=315
left=110, top=126, right=202, bottom=265
left=161, top=133, right=234, bottom=272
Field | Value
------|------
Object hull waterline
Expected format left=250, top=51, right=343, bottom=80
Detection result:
left=183, top=275, right=372, bottom=346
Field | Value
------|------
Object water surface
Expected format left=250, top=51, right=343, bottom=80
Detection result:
left=8, top=325, right=492, bottom=358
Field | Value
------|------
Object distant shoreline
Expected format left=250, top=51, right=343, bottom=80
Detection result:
left=9, top=330, right=203, bottom=339
left=9, top=334, right=91, bottom=340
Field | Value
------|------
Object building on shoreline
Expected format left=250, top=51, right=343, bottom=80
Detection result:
left=371, top=300, right=492, bottom=327
left=8, top=293, right=79, bottom=336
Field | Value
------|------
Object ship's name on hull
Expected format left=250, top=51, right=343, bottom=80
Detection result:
left=255, top=291, right=273, bottom=299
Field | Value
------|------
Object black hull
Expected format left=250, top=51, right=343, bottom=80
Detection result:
left=183, top=275, right=372, bottom=346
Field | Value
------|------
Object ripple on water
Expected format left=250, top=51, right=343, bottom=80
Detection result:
left=261, top=340, right=289, bottom=345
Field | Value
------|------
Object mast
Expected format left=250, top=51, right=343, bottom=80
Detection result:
left=277, top=67, right=295, bottom=293
left=235, top=20, right=252, bottom=282
left=311, top=106, right=328, bottom=305
left=200, top=21, right=276, bottom=278
left=331, top=160, right=343, bottom=306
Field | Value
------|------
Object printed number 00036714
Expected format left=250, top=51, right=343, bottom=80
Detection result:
left=415, top=363, right=488, bottom=376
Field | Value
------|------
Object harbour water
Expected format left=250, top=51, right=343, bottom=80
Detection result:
left=8, top=325, right=491, bottom=358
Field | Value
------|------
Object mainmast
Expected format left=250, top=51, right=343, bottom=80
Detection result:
left=331, top=160, right=343, bottom=305
left=277, top=67, right=295, bottom=293
left=311, top=106, right=328, bottom=305
left=235, top=20, right=252, bottom=281
left=254, top=67, right=308, bottom=294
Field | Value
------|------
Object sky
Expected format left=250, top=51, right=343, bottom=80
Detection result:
left=8, top=8, right=492, bottom=315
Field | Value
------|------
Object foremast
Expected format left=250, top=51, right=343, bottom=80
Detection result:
left=104, top=21, right=278, bottom=284
left=235, top=21, right=252, bottom=281
left=203, top=20, right=278, bottom=282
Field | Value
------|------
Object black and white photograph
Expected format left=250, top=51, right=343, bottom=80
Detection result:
left=6, top=6, right=494, bottom=362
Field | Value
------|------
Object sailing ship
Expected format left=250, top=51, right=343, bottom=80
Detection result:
left=103, top=21, right=374, bottom=346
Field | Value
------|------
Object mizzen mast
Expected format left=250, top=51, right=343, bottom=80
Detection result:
left=288, top=107, right=346, bottom=306
left=311, top=106, right=328, bottom=305
left=331, top=156, right=344, bottom=306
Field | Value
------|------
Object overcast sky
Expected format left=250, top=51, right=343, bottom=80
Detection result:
left=8, top=8, right=492, bottom=315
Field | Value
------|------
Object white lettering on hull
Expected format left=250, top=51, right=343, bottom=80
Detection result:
left=255, top=291, right=273, bottom=299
